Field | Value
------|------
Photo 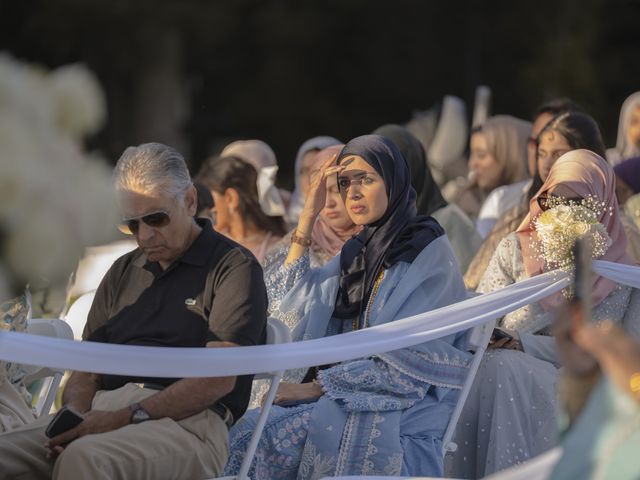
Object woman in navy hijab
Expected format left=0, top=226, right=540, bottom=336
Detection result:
left=225, top=135, right=471, bottom=478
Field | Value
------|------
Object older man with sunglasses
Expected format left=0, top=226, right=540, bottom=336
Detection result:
left=0, top=143, right=268, bottom=480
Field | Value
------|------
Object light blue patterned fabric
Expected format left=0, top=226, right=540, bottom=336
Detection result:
left=0, top=294, right=32, bottom=406
left=224, top=235, right=472, bottom=478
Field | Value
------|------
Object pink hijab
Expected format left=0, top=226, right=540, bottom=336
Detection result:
left=516, top=149, right=634, bottom=306
left=311, top=145, right=362, bottom=257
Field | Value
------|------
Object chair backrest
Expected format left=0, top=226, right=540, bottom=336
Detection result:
left=266, top=316, right=292, bottom=345
left=254, top=317, right=293, bottom=380
left=63, top=291, right=96, bottom=340
left=22, top=318, right=74, bottom=416
left=220, top=317, right=293, bottom=480
left=442, top=318, right=495, bottom=455
left=21, top=318, right=74, bottom=383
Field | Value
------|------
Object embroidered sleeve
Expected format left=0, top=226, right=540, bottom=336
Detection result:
left=477, top=235, right=518, bottom=294
left=317, top=356, right=430, bottom=412
left=264, top=244, right=311, bottom=312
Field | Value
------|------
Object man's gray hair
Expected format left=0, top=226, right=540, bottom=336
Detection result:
left=113, top=142, right=192, bottom=198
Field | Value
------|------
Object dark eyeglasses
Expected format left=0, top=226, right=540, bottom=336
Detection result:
left=117, top=211, right=171, bottom=235
left=537, top=194, right=583, bottom=212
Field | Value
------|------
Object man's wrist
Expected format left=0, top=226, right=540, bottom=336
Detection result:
left=128, top=402, right=152, bottom=424
left=64, top=401, right=91, bottom=415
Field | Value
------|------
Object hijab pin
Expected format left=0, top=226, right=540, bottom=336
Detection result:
left=185, top=298, right=196, bottom=306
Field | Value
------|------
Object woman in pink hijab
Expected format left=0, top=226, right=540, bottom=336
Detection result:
left=263, top=145, right=362, bottom=270
left=449, top=150, right=639, bottom=478
left=516, top=150, right=634, bottom=307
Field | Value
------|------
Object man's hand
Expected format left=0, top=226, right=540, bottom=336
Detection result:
left=45, top=408, right=130, bottom=459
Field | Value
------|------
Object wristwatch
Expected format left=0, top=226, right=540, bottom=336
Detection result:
left=129, top=402, right=151, bottom=424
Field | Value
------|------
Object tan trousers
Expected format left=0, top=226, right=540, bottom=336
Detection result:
left=0, top=383, right=229, bottom=480
left=0, top=382, right=36, bottom=433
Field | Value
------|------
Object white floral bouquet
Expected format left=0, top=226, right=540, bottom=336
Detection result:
left=0, top=53, right=119, bottom=304
left=533, top=195, right=612, bottom=273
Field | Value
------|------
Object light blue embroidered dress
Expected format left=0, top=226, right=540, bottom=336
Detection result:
left=224, top=235, right=472, bottom=478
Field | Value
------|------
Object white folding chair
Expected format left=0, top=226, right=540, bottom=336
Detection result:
left=442, top=318, right=495, bottom=456
left=63, top=291, right=95, bottom=340
left=217, top=317, right=292, bottom=480
left=22, top=318, right=74, bottom=416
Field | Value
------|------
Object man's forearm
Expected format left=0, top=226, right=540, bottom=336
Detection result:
left=62, top=371, right=102, bottom=413
left=138, top=376, right=236, bottom=421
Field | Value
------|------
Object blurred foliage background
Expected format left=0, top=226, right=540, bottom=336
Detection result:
left=1, top=0, right=639, bottom=185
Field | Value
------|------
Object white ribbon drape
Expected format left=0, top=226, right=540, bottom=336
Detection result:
left=0, top=261, right=636, bottom=378
left=593, top=260, right=640, bottom=288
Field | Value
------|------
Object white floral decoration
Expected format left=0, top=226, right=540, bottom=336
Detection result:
left=48, top=63, right=106, bottom=140
left=533, top=195, right=612, bottom=274
left=0, top=53, right=119, bottom=297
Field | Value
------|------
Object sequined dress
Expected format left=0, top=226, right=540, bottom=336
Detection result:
left=447, top=233, right=633, bottom=479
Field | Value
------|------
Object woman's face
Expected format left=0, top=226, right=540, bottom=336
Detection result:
left=536, top=130, right=572, bottom=181
left=298, top=150, right=320, bottom=198
left=211, top=190, right=231, bottom=233
left=338, top=155, right=388, bottom=225
left=627, top=105, right=640, bottom=149
left=319, top=172, right=354, bottom=230
left=469, top=133, right=502, bottom=191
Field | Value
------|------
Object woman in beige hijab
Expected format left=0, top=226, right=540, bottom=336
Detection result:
left=465, top=115, right=532, bottom=236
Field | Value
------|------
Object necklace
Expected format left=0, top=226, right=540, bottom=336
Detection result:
left=352, top=270, right=386, bottom=332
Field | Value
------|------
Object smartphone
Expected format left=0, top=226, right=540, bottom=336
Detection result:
left=572, top=236, right=592, bottom=324
left=490, top=328, right=514, bottom=344
left=45, top=406, right=85, bottom=438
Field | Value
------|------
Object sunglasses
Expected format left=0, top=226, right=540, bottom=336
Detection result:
left=537, top=194, right=583, bottom=212
left=117, top=211, right=171, bottom=235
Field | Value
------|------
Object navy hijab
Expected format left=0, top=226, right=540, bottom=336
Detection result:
left=333, top=135, right=445, bottom=322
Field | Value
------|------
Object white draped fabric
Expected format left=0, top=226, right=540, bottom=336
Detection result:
left=0, top=261, right=636, bottom=379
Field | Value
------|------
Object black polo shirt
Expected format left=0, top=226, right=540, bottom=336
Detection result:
left=84, top=218, right=267, bottom=421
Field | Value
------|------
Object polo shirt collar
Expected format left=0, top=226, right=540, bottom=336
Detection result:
left=180, top=218, right=215, bottom=266
left=132, top=218, right=215, bottom=270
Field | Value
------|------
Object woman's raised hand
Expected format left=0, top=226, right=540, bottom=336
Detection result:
left=300, top=153, right=344, bottom=222
left=285, top=153, right=343, bottom=266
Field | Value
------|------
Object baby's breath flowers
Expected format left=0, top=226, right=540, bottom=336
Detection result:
left=531, top=195, right=612, bottom=298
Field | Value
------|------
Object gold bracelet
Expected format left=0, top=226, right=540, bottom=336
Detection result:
left=291, top=232, right=312, bottom=247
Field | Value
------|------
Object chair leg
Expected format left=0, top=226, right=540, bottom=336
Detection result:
left=236, top=372, right=284, bottom=480
left=38, top=373, right=62, bottom=417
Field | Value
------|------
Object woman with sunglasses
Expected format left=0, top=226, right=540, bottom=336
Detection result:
left=224, top=135, right=471, bottom=479
left=449, top=150, right=638, bottom=478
